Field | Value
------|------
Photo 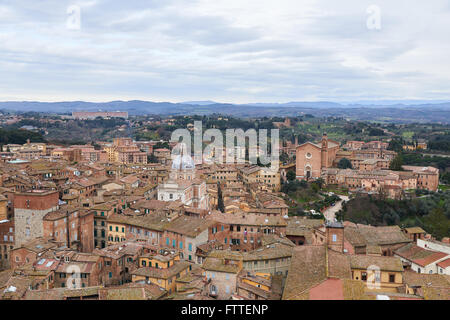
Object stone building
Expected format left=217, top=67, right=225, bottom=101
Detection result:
left=202, top=250, right=243, bottom=299
left=0, top=220, right=14, bottom=270
left=13, top=190, right=59, bottom=247
left=157, top=144, right=209, bottom=209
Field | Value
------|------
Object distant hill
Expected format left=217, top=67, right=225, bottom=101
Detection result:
left=1, top=100, right=450, bottom=123
left=181, top=100, right=218, bottom=105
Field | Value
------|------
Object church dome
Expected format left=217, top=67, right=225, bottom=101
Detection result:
left=172, top=154, right=195, bottom=170
left=171, top=143, right=195, bottom=170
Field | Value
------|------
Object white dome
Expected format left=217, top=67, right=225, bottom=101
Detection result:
left=172, top=154, right=195, bottom=170
left=171, top=143, right=195, bottom=170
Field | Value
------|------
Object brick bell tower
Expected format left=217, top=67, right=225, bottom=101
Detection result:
left=321, top=132, right=329, bottom=168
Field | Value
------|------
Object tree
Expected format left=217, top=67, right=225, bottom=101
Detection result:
left=441, top=172, right=450, bottom=185
left=154, top=141, right=169, bottom=149
left=338, top=158, right=352, bottom=169
left=280, top=152, right=289, bottom=164
left=147, top=153, right=158, bottom=163
left=217, top=182, right=225, bottom=213
left=388, top=138, right=404, bottom=152
left=390, top=154, right=404, bottom=171
left=315, top=178, right=325, bottom=189
left=423, top=208, right=450, bottom=240
left=286, top=170, right=296, bottom=182
left=368, top=127, right=385, bottom=136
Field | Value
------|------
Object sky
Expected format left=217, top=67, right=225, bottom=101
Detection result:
left=0, top=0, right=449, bottom=104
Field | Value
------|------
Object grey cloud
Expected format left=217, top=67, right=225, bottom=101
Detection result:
left=0, top=0, right=449, bottom=103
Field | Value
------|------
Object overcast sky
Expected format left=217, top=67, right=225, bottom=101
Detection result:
left=0, top=0, right=449, bottom=103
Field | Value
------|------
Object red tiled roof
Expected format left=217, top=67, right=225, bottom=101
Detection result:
left=414, top=252, right=448, bottom=268
left=436, top=258, right=450, bottom=269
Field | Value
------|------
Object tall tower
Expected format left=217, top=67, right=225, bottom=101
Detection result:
left=321, top=132, right=329, bottom=168
left=13, top=190, right=59, bottom=247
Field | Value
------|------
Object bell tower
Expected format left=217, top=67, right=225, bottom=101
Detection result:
left=321, top=132, right=329, bottom=168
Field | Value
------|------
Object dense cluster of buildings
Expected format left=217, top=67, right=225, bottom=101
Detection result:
left=71, top=111, right=129, bottom=120
left=0, top=133, right=448, bottom=300
left=295, top=133, right=439, bottom=198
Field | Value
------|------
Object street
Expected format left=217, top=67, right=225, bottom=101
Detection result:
left=323, top=195, right=349, bottom=222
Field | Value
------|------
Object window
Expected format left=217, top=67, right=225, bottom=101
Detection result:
left=389, top=274, right=396, bottom=283
left=332, top=234, right=337, bottom=242
left=361, top=272, right=367, bottom=281
left=188, top=243, right=192, bottom=252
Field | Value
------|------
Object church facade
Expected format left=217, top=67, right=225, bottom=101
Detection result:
left=295, top=133, right=340, bottom=180
left=157, top=143, right=209, bottom=209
